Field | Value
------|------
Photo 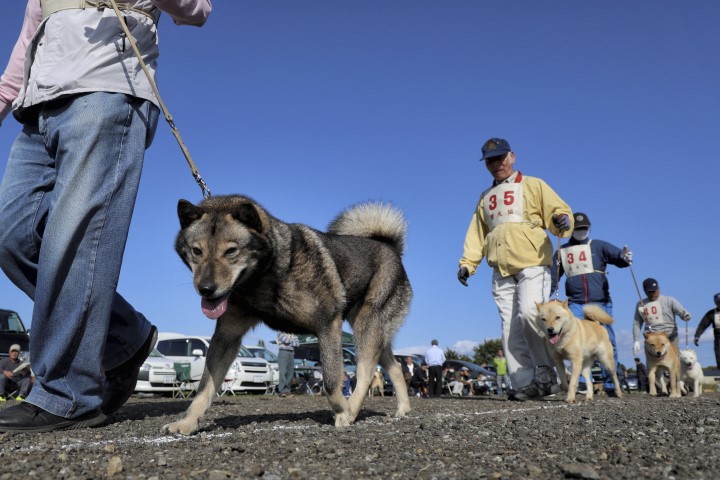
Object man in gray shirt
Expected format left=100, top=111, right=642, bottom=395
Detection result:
left=633, top=277, right=691, bottom=355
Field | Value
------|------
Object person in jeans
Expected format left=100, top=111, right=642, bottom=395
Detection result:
left=457, top=137, right=573, bottom=401
left=276, top=332, right=299, bottom=398
left=493, top=349, right=511, bottom=398
left=0, top=0, right=211, bottom=432
left=550, top=211, right=633, bottom=396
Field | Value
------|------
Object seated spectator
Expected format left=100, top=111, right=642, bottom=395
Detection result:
left=401, top=356, right=415, bottom=386
left=0, top=344, right=32, bottom=401
left=411, top=363, right=430, bottom=397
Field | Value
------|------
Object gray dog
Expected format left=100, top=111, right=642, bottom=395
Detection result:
left=163, top=195, right=412, bottom=435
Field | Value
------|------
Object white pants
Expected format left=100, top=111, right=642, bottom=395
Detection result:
left=492, top=266, right=553, bottom=390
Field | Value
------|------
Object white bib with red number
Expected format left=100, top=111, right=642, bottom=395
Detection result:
left=483, top=182, right=524, bottom=231
left=560, top=243, right=593, bottom=277
left=639, top=300, right=663, bottom=326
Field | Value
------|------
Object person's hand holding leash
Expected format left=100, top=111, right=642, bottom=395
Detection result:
left=622, top=245, right=633, bottom=265
left=694, top=337, right=700, bottom=347
left=552, top=214, right=571, bottom=232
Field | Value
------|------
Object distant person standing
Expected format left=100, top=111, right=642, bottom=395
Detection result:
left=493, top=349, right=511, bottom=398
left=634, top=357, right=649, bottom=394
left=457, top=137, right=573, bottom=401
left=276, top=332, right=299, bottom=398
left=633, top=278, right=691, bottom=356
left=694, top=293, right=720, bottom=368
left=551, top=211, right=633, bottom=395
left=425, top=340, right=446, bottom=398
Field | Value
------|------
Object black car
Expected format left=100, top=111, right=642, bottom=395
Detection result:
left=0, top=309, right=30, bottom=357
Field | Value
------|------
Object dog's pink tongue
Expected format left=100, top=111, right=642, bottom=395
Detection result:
left=201, top=295, right=229, bottom=319
left=549, top=334, right=560, bottom=345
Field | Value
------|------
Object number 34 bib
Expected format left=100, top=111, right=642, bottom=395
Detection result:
left=482, top=182, right=524, bottom=230
left=560, top=243, right=594, bottom=277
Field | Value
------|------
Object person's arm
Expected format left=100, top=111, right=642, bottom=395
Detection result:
left=151, top=0, right=212, bottom=26
left=669, top=297, right=691, bottom=321
left=538, top=179, right=573, bottom=238
left=0, top=0, right=42, bottom=125
left=693, top=309, right=713, bottom=345
left=601, top=240, right=631, bottom=268
left=459, top=207, right=487, bottom=277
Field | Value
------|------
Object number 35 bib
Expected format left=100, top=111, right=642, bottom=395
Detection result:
left=483, top=182, right=524, bottom=230
left=560, top=243, right=593, bottom=277
left=639, top=300, right=663, bottom=326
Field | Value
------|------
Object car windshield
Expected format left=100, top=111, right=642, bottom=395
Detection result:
left=148, top=348, right=163, bottom=358
left=259, top=349, right=278, bottom=362
left=237, top=345, right=255, bottom=357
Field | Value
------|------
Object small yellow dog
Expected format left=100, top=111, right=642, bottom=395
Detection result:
left=644, top=331, right=681, bottom=398
left=536, top=301, right=623, bottom=403
left=369, top=369, right=385, bottom=398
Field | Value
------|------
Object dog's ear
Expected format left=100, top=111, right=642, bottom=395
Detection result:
left=233, top=202, right=263, bottom=232
left=535, top=302, right=542, bottom=310
left=562, top=300, right=569, bottom=309
left=178, top=199, right=204, bottom=230
left=643, top=330, right=649, bottom=339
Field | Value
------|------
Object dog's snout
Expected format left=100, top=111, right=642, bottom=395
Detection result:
left=198, top=283, right=217, bottom=298
left=547, top=327, right=555, bottom=334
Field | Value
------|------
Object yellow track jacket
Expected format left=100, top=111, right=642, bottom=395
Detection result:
left=459, top=171, right=573, bottom=277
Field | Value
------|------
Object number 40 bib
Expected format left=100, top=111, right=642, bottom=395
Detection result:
left=560, top=243, right=593, bottom=277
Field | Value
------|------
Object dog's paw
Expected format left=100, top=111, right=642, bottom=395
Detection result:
left=162, top=418, right=200, bottom=436
left=334, top=412, right=352, bottom=428
left=395, top=404, right=411, bottom=417
left=564, top=397, right=576, bottom=404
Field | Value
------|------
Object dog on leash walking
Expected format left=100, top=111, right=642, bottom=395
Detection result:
left=163, top=195, right=412, bottom=435
left=536, top=301, right=623, bottom=403
left=679, top=349, right=704, bottom=397
left=644, top=331, right=681, bottom=398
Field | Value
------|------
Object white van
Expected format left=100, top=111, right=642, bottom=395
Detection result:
left=155, top=333, right=273, bottom=393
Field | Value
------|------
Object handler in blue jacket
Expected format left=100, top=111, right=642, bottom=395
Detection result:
left=551, top=212, right=632, bottom=395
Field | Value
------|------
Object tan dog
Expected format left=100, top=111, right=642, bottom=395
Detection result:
left=536, top=301, right=623, bottom=403
left=644, top=331, right=681, bottom=398
left=369, top=369, right=385, bottom=398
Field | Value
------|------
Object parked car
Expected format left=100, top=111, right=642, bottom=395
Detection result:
left=155, top=333, right=273, bottom=393
left=245, top=345, right=279, bottom=384
left=625, top=374, right=639, bottom=391
left=393, top=353, right=425, bottom=369
left=134, top=348, right=178, bottom=395
left=0, top=309, right=30, bottom=358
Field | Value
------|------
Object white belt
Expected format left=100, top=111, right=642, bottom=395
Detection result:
left=41, top=0, right=160, bottom=24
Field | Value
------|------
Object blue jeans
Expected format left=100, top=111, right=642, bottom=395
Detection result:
left=277, top=349, right=295, bottom=394
left=0, top=93, right=159, bottom=417
left=568, top=302, right=618, bottom=391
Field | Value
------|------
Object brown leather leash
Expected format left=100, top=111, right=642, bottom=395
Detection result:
left=109, top=0, right=211, bottom=199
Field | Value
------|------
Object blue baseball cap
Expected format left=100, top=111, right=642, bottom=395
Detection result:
left=481, top=137, right=512, bottom=160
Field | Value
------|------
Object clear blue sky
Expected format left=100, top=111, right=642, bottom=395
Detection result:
left=1, top=1, right=718, bottom=370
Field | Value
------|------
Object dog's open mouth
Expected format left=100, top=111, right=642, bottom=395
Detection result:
left=201, top=294, right=230, bottom=319
left=548, top=329, right=563, bottom=345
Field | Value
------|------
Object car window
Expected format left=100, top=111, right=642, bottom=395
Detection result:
left=262, top=350, right=278, bottom=362
left=237, top=345, right=254, bottom=357
left=0, top=311, right=26, bottom=333
left=190, top=339, right=207, bottom=355
left=157, top=340, right=188, bottom=356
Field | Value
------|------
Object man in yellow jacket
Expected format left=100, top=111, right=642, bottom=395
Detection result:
left=458, top=137, right=573, bottom=401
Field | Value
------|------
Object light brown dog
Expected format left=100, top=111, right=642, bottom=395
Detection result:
left=644, top=331, right=681, bottom=398
left=536, top=301, right=623, bottom=403
left=369, top=369, right=385, bottom=398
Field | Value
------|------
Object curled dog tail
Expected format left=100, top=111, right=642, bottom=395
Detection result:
left=328, top=202, right=408, bottom=256
left=583, top=305, right=615, bottom=325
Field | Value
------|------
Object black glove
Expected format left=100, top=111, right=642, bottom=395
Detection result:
left=457, top=267, right=469, bottom=287
left=694, top=337, right=699, bottom=347
left=552, top=214, right=571, bottom=232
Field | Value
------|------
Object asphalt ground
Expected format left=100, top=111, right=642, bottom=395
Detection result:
left=0, top=391, right=719, bottom=479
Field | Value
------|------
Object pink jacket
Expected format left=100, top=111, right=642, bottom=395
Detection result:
left=0, top=0, right=212, bottom=124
